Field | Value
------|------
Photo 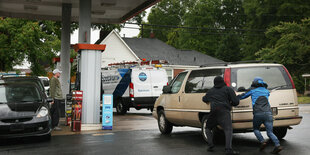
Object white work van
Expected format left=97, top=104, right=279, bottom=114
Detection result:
left=102, top=66, right=168, bottom=114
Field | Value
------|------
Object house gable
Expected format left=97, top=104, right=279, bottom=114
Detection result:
left=100, top=30, right=139, bottom=67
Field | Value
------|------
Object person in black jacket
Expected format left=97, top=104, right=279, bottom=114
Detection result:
left=202, top=76, right=240, bottom=155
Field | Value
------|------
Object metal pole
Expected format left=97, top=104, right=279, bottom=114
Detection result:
left=78, top=0, right=91, bottom=43
left=60, top=3, right=72, bottom=97
left=78, top=0, right=101, bottom=125
left=141, top=24, right=144, bottom=38
left=305, top=78, right=307, bottom=95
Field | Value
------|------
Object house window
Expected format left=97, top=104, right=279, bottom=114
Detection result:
left=165, top=68, right=173, bottom=83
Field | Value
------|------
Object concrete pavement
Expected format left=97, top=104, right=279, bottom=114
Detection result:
left=52, top=104, right=310, bottom=136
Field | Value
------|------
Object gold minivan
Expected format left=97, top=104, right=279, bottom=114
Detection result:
left=153, top=63, right=302, bottom=141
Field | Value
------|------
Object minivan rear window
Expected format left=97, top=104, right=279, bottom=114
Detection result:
left=231, top=66, right=292, bottom=91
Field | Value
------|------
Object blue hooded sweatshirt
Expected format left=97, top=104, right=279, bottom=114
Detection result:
left=239, top=77, right=272, bottom=114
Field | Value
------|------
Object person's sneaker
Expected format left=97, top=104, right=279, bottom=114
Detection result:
left=207, top=145, right=215, bottom=152
left=260, top=141, right=268, bottom=151
left=271, top=146, right=283, bottom=154
left=53, top=127, right=62, bottom=131
left=225, top=149, right=240, bottom=155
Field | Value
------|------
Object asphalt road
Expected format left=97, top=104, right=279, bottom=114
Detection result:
left=0, top=106, right=310, bottom=155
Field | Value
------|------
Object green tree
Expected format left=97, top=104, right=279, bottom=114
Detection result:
left=141, top=0, right=192, bottom=41
left=169, top=0, right=244, bottom=58
left=215, top=33, right=242, bottom=62
left=0, top=18, right=60, bottom=74
left=257, top=18, right=310, bottom=93
left=242, top=0, right=310, bottom=60
left=144, top=0, right=245, bottom=60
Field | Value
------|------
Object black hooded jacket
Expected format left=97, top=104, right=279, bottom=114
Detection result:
left=202, top=76, right=239, bottom=111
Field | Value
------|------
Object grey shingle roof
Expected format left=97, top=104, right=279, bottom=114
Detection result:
left=122, top=38, right=224, bottom=66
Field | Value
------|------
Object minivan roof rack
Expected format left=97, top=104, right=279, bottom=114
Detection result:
left=199, top=60, right=277, bottom=67
left=199, top=62, right=229, bottom=67
left=229, top=60, right=278, bottom=64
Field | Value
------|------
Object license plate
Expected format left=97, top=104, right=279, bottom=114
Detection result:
left=271, top=107, right=278, bottom=116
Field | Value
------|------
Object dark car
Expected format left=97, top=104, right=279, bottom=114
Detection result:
left=0, top=82, right=52, bottom=139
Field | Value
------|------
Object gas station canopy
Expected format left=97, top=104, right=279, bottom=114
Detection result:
left=0, top=0, right=158, bottom=23
left=0, top=0, right=161, bottom=126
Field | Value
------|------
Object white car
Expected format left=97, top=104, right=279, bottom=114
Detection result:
left=38, top=76, right=50, bottom=95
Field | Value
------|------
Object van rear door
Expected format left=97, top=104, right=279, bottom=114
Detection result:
left=231, top=65, right=296, bottom=128
left=131, top=68, right=152, bottom=97
left=149, top=69, right=168, bottom=97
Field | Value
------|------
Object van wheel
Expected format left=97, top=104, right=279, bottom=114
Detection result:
left=201, top=115, right=209, bottom=143
left=273, top=127, right=287, bottom=140
left=201, top=115, right=225, bottom=144
left=158, top=110, right=173, bottom=134
left=116, top=100, right=127, bottom=115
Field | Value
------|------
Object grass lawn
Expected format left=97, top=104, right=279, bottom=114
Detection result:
left=298, top=96, right=310, bottom=104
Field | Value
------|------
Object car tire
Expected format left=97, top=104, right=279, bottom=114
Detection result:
left=116, top=99, right=127, bottom=115
left=201, top=115, right=225, bottom=144
left=158, top=110, right=173, bottom=134
left=201, top=115, right=209, bottom=143
left=273, top=127, right=287, bottom=140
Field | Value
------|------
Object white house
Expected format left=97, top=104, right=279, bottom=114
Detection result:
left=100, top=30, right=140, bottom=67
left=99, top=30, right=224, bottom=81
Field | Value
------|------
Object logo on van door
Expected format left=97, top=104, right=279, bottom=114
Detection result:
left=139, top=72, right=147, bottom=81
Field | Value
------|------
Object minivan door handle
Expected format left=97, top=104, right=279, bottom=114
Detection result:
left=153, top=86, right=158, bottom=88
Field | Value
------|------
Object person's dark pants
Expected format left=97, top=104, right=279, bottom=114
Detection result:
left=253, top=112, right=280, bottom=146
left=51, top=99, right=61, bottom=128
left=206, top=109, right=233, bottom=150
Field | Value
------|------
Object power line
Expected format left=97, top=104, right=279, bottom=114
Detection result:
left=122, top=26, right=265, bottom=36
left=125, top=22, right=265, bottom=32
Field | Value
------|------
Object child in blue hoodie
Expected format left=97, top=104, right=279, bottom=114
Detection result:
left=238, top=77, right=282, bottom=154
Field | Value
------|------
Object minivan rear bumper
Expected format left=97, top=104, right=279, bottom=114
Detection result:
left=232, top=116, right=303, bottom=129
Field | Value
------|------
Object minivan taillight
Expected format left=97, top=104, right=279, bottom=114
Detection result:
left=283, top=66, right=296, bottom=89
left=129, top=82, right=134, bottom=98
left=224, top=68, right=231, bottom=87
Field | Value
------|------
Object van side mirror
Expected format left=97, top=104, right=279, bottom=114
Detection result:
left=237, top=87, right=246, bottom=92
left=163, top=86, right=172, bottom=94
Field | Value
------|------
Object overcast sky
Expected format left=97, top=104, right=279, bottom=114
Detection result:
left=71, top=8, right=150, bottom=44
left=70, top=24, right=140, bottom=44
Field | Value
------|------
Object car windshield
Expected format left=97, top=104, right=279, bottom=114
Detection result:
left=232, top=66, right=292, bottom=91
left=3, top=77, right=45, bottom=93
left=0, top=84, right=42, bottom=103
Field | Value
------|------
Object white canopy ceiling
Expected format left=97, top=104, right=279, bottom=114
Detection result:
left=0, top=0, right=158, bottom=23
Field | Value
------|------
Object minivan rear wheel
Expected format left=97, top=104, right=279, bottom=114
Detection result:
left=158, top=110, right=173, bottom=134
left=273, top=127, right=287, bottom=140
